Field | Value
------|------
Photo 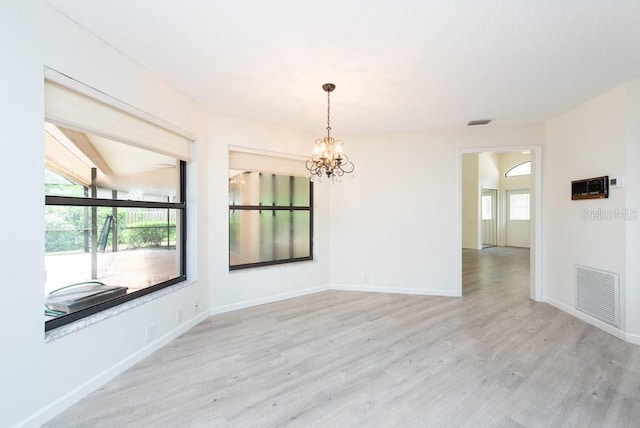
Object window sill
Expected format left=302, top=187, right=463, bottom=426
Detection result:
left=229, top=257, right=315, bottom=272
left=45, top=280, right=192, bottom=342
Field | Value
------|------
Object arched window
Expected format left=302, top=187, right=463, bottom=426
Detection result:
left=505, top=161, right=531, bottom=177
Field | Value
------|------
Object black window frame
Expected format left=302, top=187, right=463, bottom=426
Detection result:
left=229, top=173, right=313, bottom=271
left=44, top=161, right=187, bottom=332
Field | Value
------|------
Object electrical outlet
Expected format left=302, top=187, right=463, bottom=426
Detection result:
left=193, top=300, right=199, bottom=313
left=364, top=275, right=370, bottom=284
left=176, top=309, right=183, bottom=323
left=145, top=324, right=156, bottom=342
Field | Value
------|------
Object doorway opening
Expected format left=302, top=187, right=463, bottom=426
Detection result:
left=460, top=147, right=541, bottom=301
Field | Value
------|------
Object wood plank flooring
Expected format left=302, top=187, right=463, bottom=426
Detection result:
left=44, top=247, right=640, bottom=427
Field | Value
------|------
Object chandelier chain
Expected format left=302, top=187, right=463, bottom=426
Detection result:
left=326, top=90, right=331, bottom=137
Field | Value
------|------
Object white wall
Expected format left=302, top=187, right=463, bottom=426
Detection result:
left=462, top=154, right=480, bottom=249
left=478, top=152, right=500, bottom=189
left=543, top=79, right=639, bottom=340
left=2, top=2, right=210, bottom=426
left=3, top=3, right=332, bottom=425
left=329, top=124, right=545, bottom=297
left=625, top=79, right=640, bottom=342
left=5, top=2, right=640, bottom=425
left=207, top=113, right=331, bottom=314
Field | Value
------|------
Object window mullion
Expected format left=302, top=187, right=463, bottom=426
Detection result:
left=289, top=175, right=294, bottom=259
left=91, top=168, right=98, bottom=279
left=45, top=195, right=183, bottom=209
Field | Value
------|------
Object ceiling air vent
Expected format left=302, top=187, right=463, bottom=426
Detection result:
left=467, top=119, right=492, bottom=126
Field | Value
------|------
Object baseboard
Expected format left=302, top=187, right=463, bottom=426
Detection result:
left=625, top=332, right=640, bottom=345
left=210, top=284, right=330, bottom=315
left=330, top=284, right=461, bottom=297
left=544, top=296, right=626, bottom=342
left=19, top=311, right=209, bottom=428
left=209, top=284, right=460, bottom=316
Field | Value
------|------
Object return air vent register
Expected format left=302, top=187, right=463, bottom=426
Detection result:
left=576, top=265, right=620, bottom=328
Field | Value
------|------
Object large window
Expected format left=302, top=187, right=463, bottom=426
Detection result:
left=505, top=161, right=531, bottom=177
left=44, top=70, right=192, bottom=331
left=228, top=152, right=313, bottom=270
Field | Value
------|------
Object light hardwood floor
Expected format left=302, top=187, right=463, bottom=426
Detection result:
left=45, top=247, right=640, bottom=427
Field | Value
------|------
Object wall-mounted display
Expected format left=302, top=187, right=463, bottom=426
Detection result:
left=571, top=176, right=609, bottom=200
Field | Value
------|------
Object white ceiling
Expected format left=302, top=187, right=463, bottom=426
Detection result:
left=46, top=0, right=640, bottom=135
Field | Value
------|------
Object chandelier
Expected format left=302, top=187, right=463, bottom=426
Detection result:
left=306, top=83, right=354, bottom=181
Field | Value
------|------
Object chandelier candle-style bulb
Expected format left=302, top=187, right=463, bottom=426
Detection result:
left=306, top=83, right=354, bottom=181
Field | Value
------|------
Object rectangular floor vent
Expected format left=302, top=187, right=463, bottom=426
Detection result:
left=576, top=265, right=620, bottom=328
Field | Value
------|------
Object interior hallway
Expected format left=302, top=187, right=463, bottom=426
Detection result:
left=45, top=248, right=640, bottom=427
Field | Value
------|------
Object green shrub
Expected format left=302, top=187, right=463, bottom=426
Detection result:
left=45, top=206, right=84, bottom=252
left=123, top=221, right=176, bottom=248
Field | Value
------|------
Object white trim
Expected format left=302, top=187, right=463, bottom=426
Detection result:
left=330, top=284, right=461, bottom=297
left=625, top=333, right=640, bottom=346
left=210, top=284, right=461, bottom=317
left=531, top=147, right=543, bottom=301
left=209, top=285, right=329, bottom=315
left=18, top=311, right=208, bottom=428
left=544, top=296, right=626, bottom=341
